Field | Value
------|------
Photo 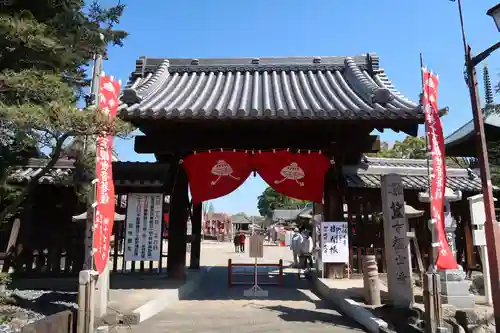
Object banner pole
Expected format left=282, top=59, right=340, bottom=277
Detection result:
left=420, top=53, right=432, bottom=195
left=420, top=54, right=437, bottom=274
left=254, top=257, right=258, bottom=290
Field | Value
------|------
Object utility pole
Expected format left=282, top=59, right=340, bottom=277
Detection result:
left=454, top=0, right=500, bottom=327
left=465, top=45, right=500, bottom=327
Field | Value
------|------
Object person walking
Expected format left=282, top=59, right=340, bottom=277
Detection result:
left=239, top=232, right=246, bottom=253
left=233, top=234, right=240, bottom=253
left=299, top=230, right=314, bottom=277
left=290, top=228, right=303, bottom=267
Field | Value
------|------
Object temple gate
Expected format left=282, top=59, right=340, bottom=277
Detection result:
left=117, top=54, right=429, bottom=279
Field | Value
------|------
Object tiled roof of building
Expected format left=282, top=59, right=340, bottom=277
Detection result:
left=9, top=157, right=480, bottom=193
left=444, top=106, right=500, bottom=157
left=272, top=209, right=302, bottom=221
left=7, top=159, right=171, bottom=187
left=343, top=157, right=482, bottom=192
left=119, top=54, right=421, bottom=122
left=8, top=158, right=75, bottom=185
left=230, top=213, right=252, bottom=224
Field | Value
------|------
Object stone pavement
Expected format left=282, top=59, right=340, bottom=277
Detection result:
left=117, top=241, right=364, bottom=333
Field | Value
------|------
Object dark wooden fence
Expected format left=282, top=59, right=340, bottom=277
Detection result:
left=109, top=218, right=169, bottom=274
left=344, top=188, right=476, bottom=274
left=1, top=186, right=85, bottom=277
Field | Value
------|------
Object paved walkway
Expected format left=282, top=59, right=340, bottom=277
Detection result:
left=120, top=241, right=364, bottom=332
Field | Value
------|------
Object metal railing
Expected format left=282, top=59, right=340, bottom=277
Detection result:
left=227, top=259, right=284, bottom=287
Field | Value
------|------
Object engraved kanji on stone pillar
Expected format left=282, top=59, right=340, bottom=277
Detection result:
left=381, top=174, right=413, bottom=308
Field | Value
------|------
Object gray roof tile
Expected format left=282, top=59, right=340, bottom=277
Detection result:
left=230, top=213, right=252, bottom=224
left=445, top=106, right=500, bottom=155
left=343, top=157, right=482, bottom=192
left=272, top=209, right=302, bottom=221
left=10, top=157, right=478, bottom=193
left=119, top=54, right=421, bottom=121
left=8, top=158, right=75, bottom=185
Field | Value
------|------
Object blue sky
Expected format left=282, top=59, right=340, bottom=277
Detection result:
left=103, top=0, right=500, bottom=216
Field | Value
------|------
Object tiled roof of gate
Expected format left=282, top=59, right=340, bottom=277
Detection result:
left=343, top=157, right=482, bottom=192
left=119, top=55, right=421, bottom=121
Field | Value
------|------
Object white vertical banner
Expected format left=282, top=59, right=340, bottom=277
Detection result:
left=320, top=221, right=349, bottom=263
left=125, top=193, right=163, bottom=261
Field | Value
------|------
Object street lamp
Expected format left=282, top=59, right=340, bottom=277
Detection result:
left=455, top=0, right=500, bottom=327
left=487, top=3, right=500, bottom=32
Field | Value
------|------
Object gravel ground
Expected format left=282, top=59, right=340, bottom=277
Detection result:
left=0, top=289, right=77, bottom=333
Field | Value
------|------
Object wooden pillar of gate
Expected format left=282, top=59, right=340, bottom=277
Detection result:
left=190, top=203, right=202, bottom=269
left=323, top=153, right=346, bottom=279
left=167, top=160, right=189, bottom=279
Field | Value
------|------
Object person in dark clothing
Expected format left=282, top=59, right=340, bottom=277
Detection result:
left=233, top=234, right=240, bottom=253
left=239, top=232, right=246, bottom=252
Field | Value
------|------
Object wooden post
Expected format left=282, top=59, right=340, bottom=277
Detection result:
left=423, top=272, right=444, bottom=333
left=432, top=273, right=443, bottom=329
left=408, top=228, right=424, bottom=285
left=362, top=255, right=381, bottom=305
left=279, top=259, right=284, bottom=286
left=189, top=203, right=202, bottom=269
left=423, top=273, right=436, bottom=333
left=323, top=153, right=345, bottom=278
left=167, top=160, right=189, bottom=279
left=1, top=218, right=21, bottom=273
left=227, top=259, right=232, bottom=288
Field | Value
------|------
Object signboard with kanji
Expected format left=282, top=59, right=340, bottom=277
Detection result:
left=124, top=193, right=163, bottom=261
left=320, top=221, right=348, bottom=263
left=249, top=234, right=265, bottom=258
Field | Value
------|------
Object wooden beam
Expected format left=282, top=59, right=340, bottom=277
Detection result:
left=323, top=152, right=347, bottom=279
left=113, top=185, right=168, bottom=194
left=189, top=203, right=202, bottom=270
left=134, top=133, right=381, bottom=154
left=166, top=160, right=189, bottom=279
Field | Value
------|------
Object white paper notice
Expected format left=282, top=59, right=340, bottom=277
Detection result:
left=124, top=193, right=163, bottom=261
left=321, top=221, right=349, bottom=263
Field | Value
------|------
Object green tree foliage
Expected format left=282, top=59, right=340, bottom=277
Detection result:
left=369, top=136, right=428, bottom=159
left=257, top=186, right=308, bottom=218
left=368, top=135, right=479, bottom=173
left=487, top=140, right=500, bottom=186
left=0, top=0, right=132, bottom=223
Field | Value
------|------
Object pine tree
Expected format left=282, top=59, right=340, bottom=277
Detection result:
left=0, top=0, right=131, bottom=223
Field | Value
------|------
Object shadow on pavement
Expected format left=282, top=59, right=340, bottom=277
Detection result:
left=260, top=303, right=364, bottom=330
left=179, top=265, right=364, bottom=331
left=181, top=266, right=312, bottom=301
left=109, top=273, right=188, bottom=290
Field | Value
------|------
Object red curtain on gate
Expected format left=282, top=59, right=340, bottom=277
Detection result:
left=183, top=151, right=254, bottom=204
left=252, top=151, right=330, bottom=203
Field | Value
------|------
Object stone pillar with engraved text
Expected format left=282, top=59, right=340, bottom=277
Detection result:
left=381, top=174, right=413, bottom=307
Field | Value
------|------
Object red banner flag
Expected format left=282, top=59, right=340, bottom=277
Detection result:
left=422, top=68, right=457, bottom=270
left=252, top=151, right=330, bottom=203
left=93, top=75, right=121, bottom=275
left=183, top=151, right=254, bottom=204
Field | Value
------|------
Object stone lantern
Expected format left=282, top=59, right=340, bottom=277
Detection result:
left=404, top=203, right=424, bottom=219
left=418, top=187, right=475, bottom=309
